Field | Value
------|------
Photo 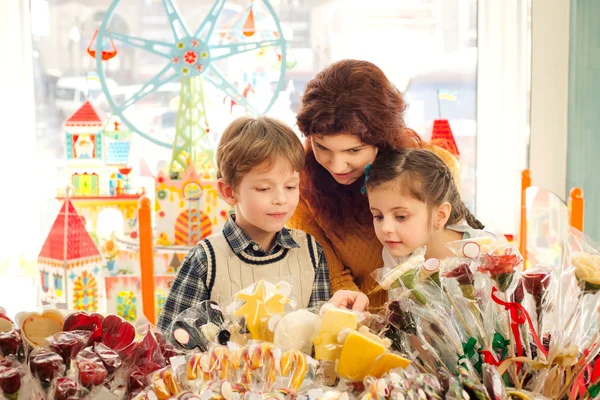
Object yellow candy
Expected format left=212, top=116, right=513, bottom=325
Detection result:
left=313, top=307, right=358, bottom=361
left=367, top=353, right=411, bottom=378
left=233, top=281, right=289, bottom=341
left=280, top=350, right=308, bottom=392
left=337, top=330, right=386, bottom=381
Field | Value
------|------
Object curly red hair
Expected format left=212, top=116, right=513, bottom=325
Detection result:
left=296, top=59, right=424, bottom=227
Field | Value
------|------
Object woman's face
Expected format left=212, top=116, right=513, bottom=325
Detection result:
left=311, top=133, right=378, bottom=185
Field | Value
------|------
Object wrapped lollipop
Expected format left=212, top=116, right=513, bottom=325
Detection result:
left=443, top=260, right=475, bottom=300
left=377, top=247, right=426, bottom=299
left=523, top=267, right=551, bottom=330
left=48, top=376, right=89, bottom=400
left=0, top=330, right=23, bottom=361
left=248, top=341, right=281, bottom=392
left=171, top=301, right=233, bottom=352
left=230, top=346, right=252, bottom=385
left=446, top=235, right=508, bottom=260
left=93, top=342, right=122, bottom=377
left=44, top=330, right=91, bottom=366
left=208, top=345, right=231, bottom=381
left=279, top=349, right=313, bottom=394
left=62, top=312, right=104, bottom=344
left=73, top=348, right=108, bottom=390
left=29, top=347, right=65, bottom=390
left=185, top=352, right=209, bottom=383
left=382, top=299, right=418, bottom=355
left=0, top=365, right=21, bottom=400
left=152, top=366, right=182, bottom=400
left=478, top=245, right=522, bottom=293
left=229, top=280, right=295, bottom=342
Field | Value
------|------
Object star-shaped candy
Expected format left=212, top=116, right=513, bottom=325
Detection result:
left=233, top=280, right=289, bottom=341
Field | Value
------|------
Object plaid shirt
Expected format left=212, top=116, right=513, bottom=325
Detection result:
left=157, top=216, right=330, bottom=337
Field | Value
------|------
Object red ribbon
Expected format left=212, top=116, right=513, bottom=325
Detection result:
left=480, top=350, right=502, bottom=366
left=491, top=287, right=549, bottom=362
left=571, top=347, right=600, bottom=398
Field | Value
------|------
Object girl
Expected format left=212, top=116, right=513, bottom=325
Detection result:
left=365, top=148, right=490, bottom=265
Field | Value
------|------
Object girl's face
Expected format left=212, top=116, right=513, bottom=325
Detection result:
left=368, top=182, right=433, bottom=258
left=311, top=133, right=378, bottom=185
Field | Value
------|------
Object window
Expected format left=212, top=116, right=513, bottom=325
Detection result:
left=13, top=0, right=482, bottom=315
left=30, top=0, right=478, bottom=236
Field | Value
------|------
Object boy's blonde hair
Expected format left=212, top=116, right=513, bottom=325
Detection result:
left=217, top=116, right=305, bottom=189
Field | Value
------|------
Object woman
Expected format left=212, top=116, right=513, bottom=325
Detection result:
left=288, top=60, right=459, bottom=311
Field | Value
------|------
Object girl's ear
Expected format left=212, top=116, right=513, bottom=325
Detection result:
left=434, top=202, right=452, bottom=229
left=217, top=179, right=238, bottom=206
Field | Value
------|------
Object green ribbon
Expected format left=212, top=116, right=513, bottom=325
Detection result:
left=458, top=337, right=482, bottom=374
left=492, top=332, right=510, bottom=360
left=589, top=383, right=600, bottom=397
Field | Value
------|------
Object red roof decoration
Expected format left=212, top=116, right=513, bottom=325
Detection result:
left=430, top=119, right=460, bottom=157
left=39, top=199, right=101, bottom=262
left=66, top=101, right=103, bottom=127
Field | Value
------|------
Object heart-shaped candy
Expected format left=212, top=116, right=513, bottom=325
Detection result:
left=101, top=315, right=135, bottom=351
left=63, top=312, right=104, bottom=343
left=16, top=309, right=64, bottom=348
left=0, top=312, right=13, bottom=333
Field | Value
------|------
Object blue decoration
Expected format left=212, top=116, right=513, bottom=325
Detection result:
left=95, top=0, right=287, bottom=150
left=360, top=164, right=372, bottom=195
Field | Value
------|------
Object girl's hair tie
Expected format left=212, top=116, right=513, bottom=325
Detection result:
left=360, top=164, right=372, bottom=195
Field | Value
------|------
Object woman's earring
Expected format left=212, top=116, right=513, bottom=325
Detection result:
left=435, top=223, right=440, bottom=230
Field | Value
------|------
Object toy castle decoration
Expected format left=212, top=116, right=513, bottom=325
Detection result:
left=38, top=199, right=104, bottom=312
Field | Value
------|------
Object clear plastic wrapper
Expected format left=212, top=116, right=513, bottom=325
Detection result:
left=94, top=342, right=123, bottom=377
left=269, top=309, right=321, bottom=355
left=171, top=301, right=234, bottom=352
left=477, top=243, right=523, bottom=293
left=151, top=366, right=182, bottom=399
left=0, top=364, right=22, bottom=400
left=446, top=235, right=509, bottom=260
left=0, top=309, right=13, bottom=334
left=44, top=330, right=92, bottom=366
left=313, top=303, right=361, bottom=362
left=376, top=247, right=426, bottom=292
left=0, top=330, right=23, bottom=361
left=63, top=312, right=105, bottom=344
left=101, top=315, right=136, bottom=352
left=228, top=280, right=296, bottom=342
left=48, top=376, right=89, bottom=400
left=29, top=347, right=66, bottom=389
left=121, top=327, right=167, bottom=376
left=74, top=347, right=108, bottom=390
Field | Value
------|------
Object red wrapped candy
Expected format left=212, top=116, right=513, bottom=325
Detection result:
left=63, top=312, right=104, bottom=343
left=47, top=331, right=89, bottom=365
left=0, top=330, right=21, bottom=358
left=101, top=315, right=135, bottom=351
left=94, top=342, right=122, bottom=375
left=29, top=348, right=65, bottom=386
left=51, top=377, right=88, bottom=400
left=76, top=348, right=107, bottom=388
left=0, top=366, right=21, bottom=399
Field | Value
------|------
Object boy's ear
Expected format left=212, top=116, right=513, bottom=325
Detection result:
left=217, top=178, right=238, bottom=206
left=434, top=202, right=452, bottom=228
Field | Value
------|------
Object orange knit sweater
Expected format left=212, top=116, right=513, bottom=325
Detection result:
left=287, top=197, right=388, bottom=310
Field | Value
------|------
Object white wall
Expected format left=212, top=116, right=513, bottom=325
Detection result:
left=476, top=0, right=530, bottom=234
left=0, top=0, right=39, bottom=261
left=529, top=0, right=570, bottom=199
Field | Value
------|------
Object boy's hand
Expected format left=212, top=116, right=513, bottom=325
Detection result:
left=329, top=290, right=369, bottom=311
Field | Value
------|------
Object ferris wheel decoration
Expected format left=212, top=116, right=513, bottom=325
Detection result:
left=95, top=0, right=287, bottom=175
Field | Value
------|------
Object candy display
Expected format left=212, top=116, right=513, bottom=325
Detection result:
left=4, top=227, right=600, bottom=399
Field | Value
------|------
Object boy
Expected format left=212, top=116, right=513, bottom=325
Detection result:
left=157, top=116, right=331, bottom=338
